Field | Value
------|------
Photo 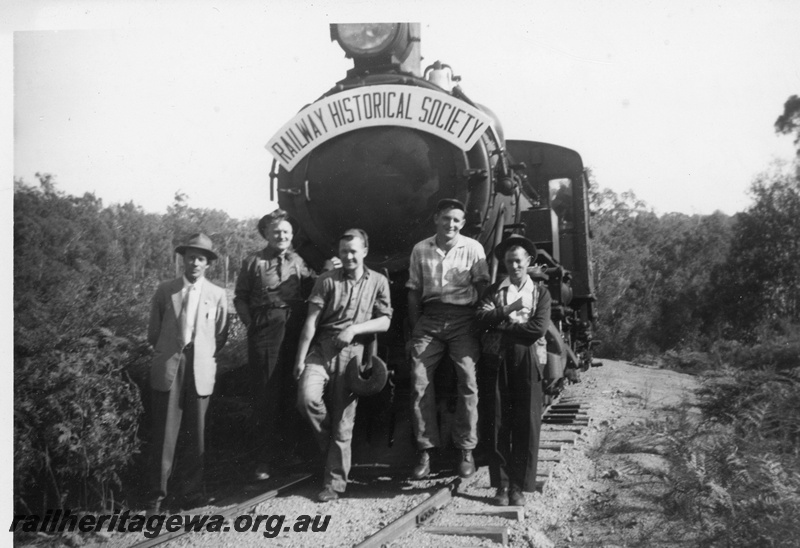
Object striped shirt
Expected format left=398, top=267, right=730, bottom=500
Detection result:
left=406, top=234, right=490, bottom=306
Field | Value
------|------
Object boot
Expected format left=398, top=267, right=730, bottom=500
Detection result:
left=493, top=487, right=509, bottom=506
left=458, top=449, right=475, bottom=478
left=411, top=449, right=431, bottom=480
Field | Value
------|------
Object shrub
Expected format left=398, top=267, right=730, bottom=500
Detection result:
left=662, top=349, right=715, bottom=373
left=659, top=367, right=800, bottom=547
left=710, top=331, right=800, bottom=372
left=14, top=329, right=143, bottom=513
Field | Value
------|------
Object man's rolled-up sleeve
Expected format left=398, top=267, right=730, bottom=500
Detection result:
left=308, top=275, right=331, bottom=310
left=470, top=248, right=490, bottom=285
left=373, top=275, right=393, bottom=319
left=406, top=247, right=421, bottom=291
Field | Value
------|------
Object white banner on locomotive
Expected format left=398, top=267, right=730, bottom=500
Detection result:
left=267, top=84, right=493, bottom=170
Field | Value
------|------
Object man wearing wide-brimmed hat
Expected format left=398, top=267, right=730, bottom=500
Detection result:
left=475, top=234, right=551, bottom=507
left=146, top=233, right=228, bottom=513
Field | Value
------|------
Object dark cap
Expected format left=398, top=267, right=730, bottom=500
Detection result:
left=435, top=198, right=466, bottom=213
left=494, top=234, right=538, bottom=262
left=175, top=233, right=218, bottom=261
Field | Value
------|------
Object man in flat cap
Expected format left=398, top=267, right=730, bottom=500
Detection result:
left=234, top=209, right=320, bottom=481
left=146, top=233, right=228, bottom=513
left=407, top=198, right=490, bottom=480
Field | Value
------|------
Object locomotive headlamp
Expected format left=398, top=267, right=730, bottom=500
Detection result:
left=332, top=23, right=404, bottom=58
left=330, top=23, right=421, bottom=77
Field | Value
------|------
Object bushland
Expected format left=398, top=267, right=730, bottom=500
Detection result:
left=13, top=177, right=259, bottom=514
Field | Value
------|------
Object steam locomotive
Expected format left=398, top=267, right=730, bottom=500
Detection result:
left=267, top=23, right=597, bottom=456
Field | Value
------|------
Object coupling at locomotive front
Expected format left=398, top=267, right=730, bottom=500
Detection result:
left=267, top=23, right=598, bottom=386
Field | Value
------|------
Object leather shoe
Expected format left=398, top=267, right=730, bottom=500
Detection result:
left=458, top=449, right=475, bottom=478
left=317, top=486, right=339, bottom=502
left=411, top=450, right=431, bottom=480
left=509, top=486, right=525, bottom=506
left=493, top=487, right=509, bottom=506
left=254, top=462, right=271, bottom=481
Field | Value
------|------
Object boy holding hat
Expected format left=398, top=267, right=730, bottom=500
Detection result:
left=146, top=233, right=228, bottom=513
left=475, top=234, right=551, bottom=507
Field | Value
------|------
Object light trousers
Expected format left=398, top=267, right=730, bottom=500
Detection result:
left=409, top=304, right=479, bottom=451
left=296, top=340, right=363, bottom=493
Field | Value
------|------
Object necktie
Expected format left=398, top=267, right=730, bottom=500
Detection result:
left=276, top=254, right=283, bottom=280
left=180, top=285, right=195, bottom=346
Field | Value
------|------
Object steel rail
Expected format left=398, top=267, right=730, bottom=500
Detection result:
left=129, top=473, right=313, bottom=548
left=354, top=479, right=458, bottom=548
left=353, top=384, right=593, bottom=546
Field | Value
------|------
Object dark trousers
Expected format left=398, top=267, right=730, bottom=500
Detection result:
left=247, top=306, right=305, bottom=464
left=489, top=344, right=543, bottom=492
left=149, top=346, right=209, bottom=501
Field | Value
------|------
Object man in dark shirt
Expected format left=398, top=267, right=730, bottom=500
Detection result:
left=294, top=229, right=392, bottom=502
left=234, top=209, right=317, bottom=481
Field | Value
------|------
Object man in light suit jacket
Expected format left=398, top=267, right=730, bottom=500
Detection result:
left=147, top=233, right=228, bottom=513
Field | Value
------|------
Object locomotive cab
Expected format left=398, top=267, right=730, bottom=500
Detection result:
left=506, top=140, right=598, bottom=373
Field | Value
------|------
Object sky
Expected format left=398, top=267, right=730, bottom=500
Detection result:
left=5, top=0, right=800, bottom=221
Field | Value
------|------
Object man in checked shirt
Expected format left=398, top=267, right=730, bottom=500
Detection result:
left=234, top=209, right=335, bottom=481
left=407, top=198, right=490, bottom=480
left=294, top=228, right=392, bottom=502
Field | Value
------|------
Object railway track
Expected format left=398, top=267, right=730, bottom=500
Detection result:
left=126, top=391, right=592, bottom=547
left=353, top=393, right=594, bottom=547
left=537, top=395, right=593, bottom=490
left=128, top=474, right=313, bottom=548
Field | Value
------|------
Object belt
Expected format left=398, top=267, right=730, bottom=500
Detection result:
left=423, top=302, right=475, bottom=313
left=254, top=303, right=292, bottom=311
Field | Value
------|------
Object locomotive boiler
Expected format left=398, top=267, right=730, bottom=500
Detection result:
left=267, top=23, right=597, bottom=421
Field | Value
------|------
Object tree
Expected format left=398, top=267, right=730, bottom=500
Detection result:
left=12, top=175, right=268, bottom=513
left=775, top=94, right=800, bottom=156
left=588, top=180, right=734, bottom=357
left=646, top=211, right=733, bottom=348
left=708, top=164, right=800, bottom=338
left=589, top=183, right=662, bottom=358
